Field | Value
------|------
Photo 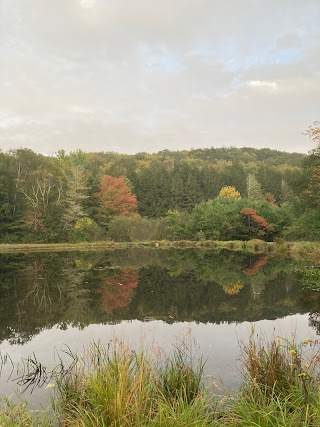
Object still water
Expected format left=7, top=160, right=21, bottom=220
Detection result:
left=0, top=248, right=319, bottom=408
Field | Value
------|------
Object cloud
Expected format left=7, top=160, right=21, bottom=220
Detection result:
left=247, top=81, right=278, bottom=91
left=0, top=112, right=23, bottom=129
left=79, top=0, right=97, bottom=9
left=0, top=0, right=319, bottom=154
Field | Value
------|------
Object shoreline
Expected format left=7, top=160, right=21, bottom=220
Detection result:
left=0, top=239, right=279, bottom=253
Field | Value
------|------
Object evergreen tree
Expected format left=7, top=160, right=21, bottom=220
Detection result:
left=63, top=165, right=89, bottom=230
left=246, top=174, right=264, bottom=200
left=280, top=179, right=294, bottom=204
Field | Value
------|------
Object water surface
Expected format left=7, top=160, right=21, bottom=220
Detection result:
left=0, top=248, right=319, bottom=408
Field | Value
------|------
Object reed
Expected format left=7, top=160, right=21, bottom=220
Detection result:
left=0, top=397, right=52, bottom=427
left=1, top=333, right=320, bottom=426
left=54, top=336, right=210, bottom=426
left=221, top=332, right=320, bottom=426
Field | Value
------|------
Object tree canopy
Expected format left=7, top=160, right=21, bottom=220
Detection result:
left=0, top=143, right=316, bottom=243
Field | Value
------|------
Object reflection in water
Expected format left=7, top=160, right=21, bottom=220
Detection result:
left=0, top=248, right=320, bottom=407
left=0, top=248, right=319, bottom=345
left=59, top=260, right=92, bottom=328
left=243, top=255, right=269, bottom=275
left=97, top=269, right=139, bottom=312
left=309, top=312, right=320, bottom=334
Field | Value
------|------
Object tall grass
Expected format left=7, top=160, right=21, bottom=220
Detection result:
left=221, top=332, right=320, bottom=426
left=1, top=333, right=320, bottom=426
left=0, top=397, right=52, bottom=426
left=54, top=336, right=211, bottom=426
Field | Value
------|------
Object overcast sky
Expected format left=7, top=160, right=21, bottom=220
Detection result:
left=0, top=0, right=319, bottom=155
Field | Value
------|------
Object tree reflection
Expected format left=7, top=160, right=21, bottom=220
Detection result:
left=58, top=260, right=92, bottom=328
left=309, top=312, right=320, bottom=335
left=97, top=269, right=139, bottom=312
left=0, top=249, right=319, bottom=344
left=19, top=259, right=52, bottom=313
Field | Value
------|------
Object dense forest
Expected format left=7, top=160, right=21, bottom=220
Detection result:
left=0, top=123, right=320, bottom=243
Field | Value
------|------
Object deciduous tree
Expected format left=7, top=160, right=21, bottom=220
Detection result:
left=240, top=207, right=274, bottom=239
left=63, top=165, right=89, bottom=230
left=218, top=186, right=241, bottom=199
left=304, top=121, right=320, bottom=150
left=18, top=168, right=60, bottom=232
left=95, top=175, right=137, bottom=225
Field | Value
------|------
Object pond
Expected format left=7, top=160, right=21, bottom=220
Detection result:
left=0, top=247, right=319, bottom=409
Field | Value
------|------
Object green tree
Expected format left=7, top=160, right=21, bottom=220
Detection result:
left=172, top=161, right=203, bottom=211
left=0, top=152, right=22, bottom=242
left=302, top=122, right=320, bottom=207
left=190, top=198, right=245, bottom=240
left=165, top=210, right=190, bottom=240
left=280, top=179, right=294, bottom=204
left=134, top=161, right=173, bottom=217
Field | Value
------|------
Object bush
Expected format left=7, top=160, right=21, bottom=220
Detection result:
left=108, top=216, right=167, bottom=242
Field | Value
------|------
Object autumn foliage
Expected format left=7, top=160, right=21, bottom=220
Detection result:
left=95, top=175, right=138, bottom=219
left=240, top=208, right=270, bottom=229
left=243, top=255, right=270, bottom=275
left=264, top=192, right=276, bottom=204
left=219, top=186, right=241, bottom=199
left=97, top=269, right=139, bottom=312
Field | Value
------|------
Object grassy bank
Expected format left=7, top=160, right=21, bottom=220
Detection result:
left=1, top=333, right=320, bottom=426
left=1, top=240, right=320, bottom=264
left=0, top=239, right=319, bottom=253
left=0, top=239, right=267, bottom=253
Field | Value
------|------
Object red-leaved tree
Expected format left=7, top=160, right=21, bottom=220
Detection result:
left=95, top=175, right=137, bottom=223
left=240, top=207, right=274, bottom=238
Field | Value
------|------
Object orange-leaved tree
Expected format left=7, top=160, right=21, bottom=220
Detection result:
left=95, top=175, right=138, bottom=224
left=240, top=207, right=274, bottom=239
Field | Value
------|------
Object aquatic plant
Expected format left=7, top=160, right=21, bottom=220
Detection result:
left=54, top=336, right=209, bottom=426
left=1, top=333, right=320, bottom=426
left=234, top=331, right=320, bottom=425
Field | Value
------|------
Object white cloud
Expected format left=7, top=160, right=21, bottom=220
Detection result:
left=79, top=0, right=96, bottom=9
left=0, top=113, right=23, bottom=129
left=68, top=105, right=94, bottom=115
left=247, top=80, right=278, bottom=91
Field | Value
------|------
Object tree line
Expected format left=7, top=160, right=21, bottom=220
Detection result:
left=0, top=124, right=319, bottom=243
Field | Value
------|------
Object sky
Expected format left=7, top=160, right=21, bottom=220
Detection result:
left=0, top=0, right=319, bottom=155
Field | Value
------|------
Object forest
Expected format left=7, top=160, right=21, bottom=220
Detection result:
left=0, top=122, right=319, bottom=243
